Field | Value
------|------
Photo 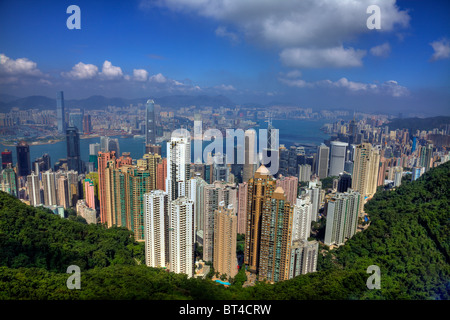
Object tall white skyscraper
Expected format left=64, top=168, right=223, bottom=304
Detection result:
left=169, top=197, right=195, bottom=278
left=42, top=170, right=57, bottom=206
left=306, top=184, right=320, bottom=222
left=289, top=239, right=318, bottom=278
left=166, top=133, right=191, bottom=201
left=144, top=190, right=169, bottom=269
left=328, top=141, right=348, bottom=177
left=26, top=172, right=41, bottom=206
left=316, top=144, right=329, bottom=179
left=292, top=195, right=312, bottom=242
left=324, top=190, right=361, bottom=247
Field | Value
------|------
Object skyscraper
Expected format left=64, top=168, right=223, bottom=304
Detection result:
left=289, top=240, right=318, bottom=278
left=69, top=112, right=84, bottom=134
left=237, top=182, right=248, bottom=234
left=98, top=151, right=117, bottom=224
left=16, top=141, right=31, bottom=177
left=276, top=175, right=298, bottom=204
left=56, top=91, right=66, bottom=134
left=83, top=114, right=92, bottom=134
left=1, top=149, right=12, bottom=169
left=352, top=143, right=380, bottom=211
left=213, top=202, right=238, bottom=279
left=243, top=130, right=257, bottom=182
left=42, top=170, right=57, bottom=206
left=26, top=172, right=41, bottom=206
left=316, top=144, right=329, bottom=179
left=244, top=165, right=277, bottom=274
left=144, top=190, right=169, bottom=269
left=328, top=141, right=348, bottom=177
left=337, top=173, right=352, bottom=193
left=1, top=165, right=18, bottom=197
left=169, top=197, right=195, bottom=278
left=292, top=195, right=312, bottom=242
left=166, top=134, right=191, bottom=201
left=298, top=164, right=311, bottom=182
left=146, top=99, right=156, bottom=145
left=258, top=187, right=294, bottom=283
left=66, top=127, right=81, bottom=173
left=324, top=190, right=361, bottom=247
left=203, top=181, right=237, bottom=263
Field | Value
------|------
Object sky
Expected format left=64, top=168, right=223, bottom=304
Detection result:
left=0, top=0, right=449, bottom=116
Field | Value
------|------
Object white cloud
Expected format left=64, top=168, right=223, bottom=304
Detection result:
left=430, top=38, right=450, bottom=61
left=214, top=84, right=236, bottom=91
left=146, top=0, right=409, bottom=68
left=279, top=71, right=408, bottom=97
left=100, top=60, right=123, bottom=79
left=280, top=46, right=366, bottom=68
left=215, top=26, right=239, bottom=44
left=370, top=42, right=391, bottom=57
left=0, top=53, right=43, bottom=76
left=62, top=62, right=99, bottom=80
left=149, top=73, right=167, bottom=83
left=133, top=68, right=149, bottom=81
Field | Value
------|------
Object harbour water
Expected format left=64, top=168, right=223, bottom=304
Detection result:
left=1, top=119, right=330, bottom=166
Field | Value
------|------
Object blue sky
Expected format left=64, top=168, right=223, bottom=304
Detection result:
left=0, top=0, right=449, bottom=115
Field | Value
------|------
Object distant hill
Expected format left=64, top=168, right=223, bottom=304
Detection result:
left=387, top=116, right=450, bottom=132
left=0, top=94, right=235, bottom=112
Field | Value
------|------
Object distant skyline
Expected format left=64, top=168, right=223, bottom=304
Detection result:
left=0, top=0, right=449, bottom=116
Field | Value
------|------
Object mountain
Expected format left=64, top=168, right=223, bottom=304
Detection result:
left=0, top=94, right=235, bottom=112
left=0, top=160, right=449, bottom=300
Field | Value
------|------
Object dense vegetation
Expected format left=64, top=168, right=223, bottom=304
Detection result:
left=0, top=161, right=449, bottom=300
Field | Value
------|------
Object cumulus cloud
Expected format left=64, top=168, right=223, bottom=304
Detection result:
left=62, top=62, right=99, bottom=79
left=149, top=73, right=167, bottom=83
left=280, top=46, right=366, bottom=68
left=430, top=38, right=450, bottom=61
left=370, top=42, right=391, bottom=57
left=0, top=53, right=43, bottom=76
left=146, top=0, right=409, bottom=68
left=133, top=68, right=149, bottom=81
left=99, top=60, right=123, bottom=79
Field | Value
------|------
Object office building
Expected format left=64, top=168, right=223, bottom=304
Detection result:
left=316, top=144, right=329, bottom=179
left=337, top=173, right=352, bottom=193
left=292, top=195, right=312, bottom=242
left=76, top=199, right=97, bottom=224
left=324, top=190, right=361, bottom=247
left=276, top=175, right=298, bottom=204
left=16, top=141, right=31, bottom=177
left=298, top=164, right=311, bottom=182
left=26, top=172, right=41, bottom=206
left=237, top=182, right=248, bottom=234
left=166, top=134, right=191, bottom=201
left=352, top=143, right=380, bottom=211
left=288, top=240, right=318, bottom=278
left=244, top=165, right=277, bottom=274
left=144, top=190, right=169, bottom=269
left=213, top=202, right=238, bottom=279
left=258, top=187, right=294, bottom=283
left=42, top=170, right=57, bottom=206
left=1, top=165, right=18, bottom=197
left=328, top=141, right=348, bottom=177
left=56, top=91, right=66, bottom=134
left=66, top=127, right=81, bottom=173
left=146, top=99, right=156, bottom=145
left=1, top=149, right=12, bottom=169
left=203, top=181, right=237, bottom=263
left=169, top=197, right=195, bottom=278
left=69, top=112, right=84, bottom=134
